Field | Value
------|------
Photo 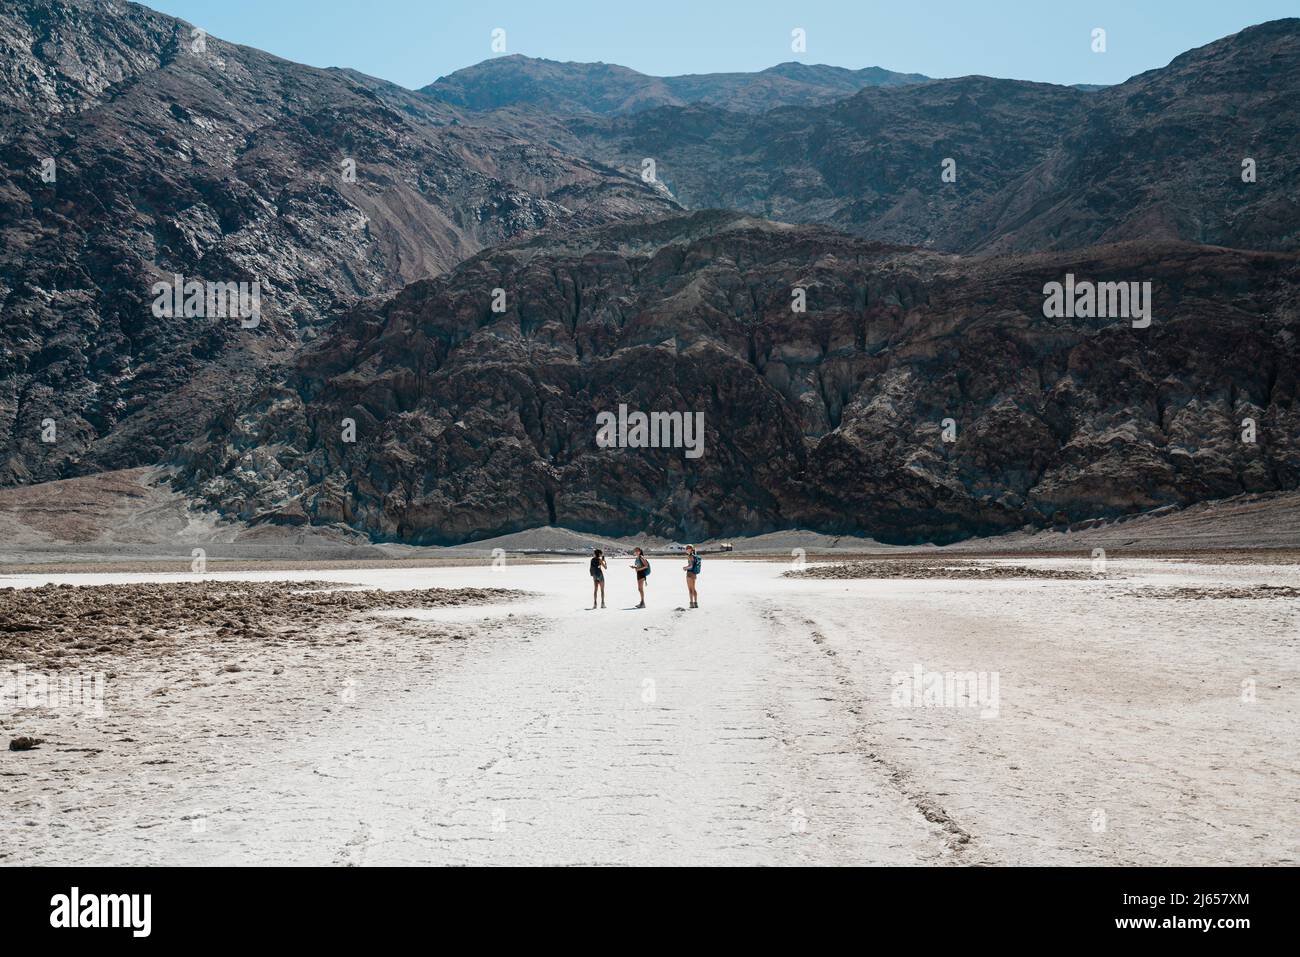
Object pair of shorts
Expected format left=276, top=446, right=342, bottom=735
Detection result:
left=591, top=572, right=604, bottom=582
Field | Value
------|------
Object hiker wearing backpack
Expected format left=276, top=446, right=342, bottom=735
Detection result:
left=631, top=547, right=650, bottom=608
left=683, top=545, right=701, bottom=609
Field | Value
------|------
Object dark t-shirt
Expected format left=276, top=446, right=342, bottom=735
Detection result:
left=590, top=557, right=603, bottom=576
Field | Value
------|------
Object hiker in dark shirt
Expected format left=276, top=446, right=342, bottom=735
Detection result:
left=589, top=548, right=607, bottom=609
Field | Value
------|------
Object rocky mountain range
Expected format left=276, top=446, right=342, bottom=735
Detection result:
left=471, top=18, right=1300, bottom=253
left=2, top=1, right=1299, bottom=544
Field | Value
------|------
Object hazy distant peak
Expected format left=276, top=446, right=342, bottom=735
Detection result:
left=420, top=53, right=929, bottom=115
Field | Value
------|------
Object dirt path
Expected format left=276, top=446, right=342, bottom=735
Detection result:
left=2, top=558, right=1296, bottom=865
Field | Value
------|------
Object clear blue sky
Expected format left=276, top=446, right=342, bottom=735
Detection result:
left=140, top=0, right=1296, bottom=89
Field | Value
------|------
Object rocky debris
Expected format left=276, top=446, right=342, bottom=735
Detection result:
left=174, top=211, right=1300, bottom=545
left=0, top=580, right=526, bottom=668
left=1123, top=584, right=1300, bottom=600
left=785, top=560, right=1097, bottom=580
left=8, top=736, right=44, bottom=751
left=0, top=468, right=229, bottom=548
left=936, top=490, right=1300, bottom=554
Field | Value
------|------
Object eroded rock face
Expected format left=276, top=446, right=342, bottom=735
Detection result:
left=0, top=0, right=675, bottom=485
left=175, top=212, right=1300, bottom=545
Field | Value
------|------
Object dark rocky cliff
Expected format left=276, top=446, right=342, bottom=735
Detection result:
left=174, top=213, right=1300, bottom=544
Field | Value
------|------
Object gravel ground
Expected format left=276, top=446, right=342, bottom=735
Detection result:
left=785, top=559, right=1099, bottom=580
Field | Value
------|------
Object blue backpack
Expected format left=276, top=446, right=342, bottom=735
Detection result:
left=689, top=554, right=702, bottom=574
